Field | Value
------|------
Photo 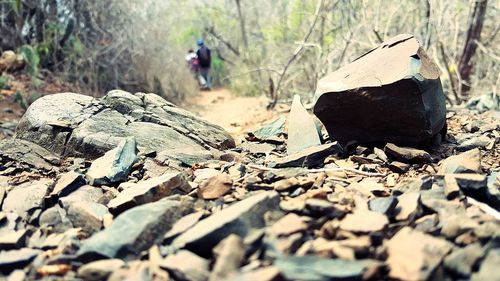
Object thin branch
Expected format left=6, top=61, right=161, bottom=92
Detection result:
left=247, top=164, right=386, bottom=177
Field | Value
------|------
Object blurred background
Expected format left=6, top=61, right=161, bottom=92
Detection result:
left=0, top=0, right=497, bottom=107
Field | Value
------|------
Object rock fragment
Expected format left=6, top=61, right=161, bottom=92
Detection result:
left=340, top=210, right=389, bottom=233
left=160, top=250, right=210, bottom=281
left=198, top=173, right=233, bottom=200
left=108, top=172, right=190, bottom=214
left=173, top=191, right=279, bottom=257
left=438, top=148, right=481, bottom=174
left=287, top=95, right=321, bottom=155
left=210, top=234, right=245, bottom=281
left=444, top=243, right=483, bottom=277
left=252, top=116, right=286, bottom=141
left=67, top=201, right=110, bottom=234
left=273, top=143, right=339, bottom=168
left=275, top=255, right=381, bottom=281
left=86, top=137, right=138, bottom=186
left=0, top=248, right=41, bottom=273
left=78, top=199, right=192, bottom=260
left=2, top=179, right=52, bottom=217
left=77, top=259, right=125, bottom=281
left=386, top=227, right=453, bottom=280
left=384, top=143, right=431, bottom=163
left=472, top=249, right=500, bottom=281
left=47, top=171, right=85, bottom=201
left=369, top=196, right=398, bottom=216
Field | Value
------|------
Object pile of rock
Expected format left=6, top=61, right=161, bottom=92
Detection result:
left=0, top=35, right=498, bottom=281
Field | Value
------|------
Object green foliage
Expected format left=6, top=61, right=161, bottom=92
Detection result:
left=10, top=0, right=21, bottom=15
left=0, top=76, right=9, bottom=90
left=13, top=91, right=42, bottom=110
left=19, top=45, right=40, bottom=84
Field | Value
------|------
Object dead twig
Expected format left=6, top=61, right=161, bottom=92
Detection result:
left=247, top=164, right=386, bottom=177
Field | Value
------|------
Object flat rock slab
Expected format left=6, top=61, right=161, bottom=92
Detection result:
left=313, top=34, right=446, bottom=146
left=173, top=191, right=280, bottom=257
left=273, top=143, right=340, bottom=168
left=384, top=143, right=431, bottom=163
left=77, top=199, right=192, bottom=261
left=287, top=95, right=321, bottom=155
left=275, top=255, right=381, bottom=281
left=0, top=248, right=41, bottom=273
left=15, top=90, right=235, bottom=160
left=2, top=179, right=53, bottom=217
left=108, top=172, right=191, bottom=214
left=438, top=148, right=481, bottom=174
left=0, top=139, right=60, bottom=172
left=386, top=227, right=453, bottom=280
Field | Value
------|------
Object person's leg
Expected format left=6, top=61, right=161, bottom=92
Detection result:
left=200, top=67, right=210, bottom=90
left=205, top=68, right=211, bottom=90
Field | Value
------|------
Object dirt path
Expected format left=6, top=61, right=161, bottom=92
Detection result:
left=185, top=88, right=280, bottom=142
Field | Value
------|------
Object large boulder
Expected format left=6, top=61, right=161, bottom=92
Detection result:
left=15, top=90, right=235, bottom=160
left=313, top=34, right=446, bottom=147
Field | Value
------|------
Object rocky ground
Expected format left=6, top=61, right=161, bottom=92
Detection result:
left=0, top=89, right=498, bottom=281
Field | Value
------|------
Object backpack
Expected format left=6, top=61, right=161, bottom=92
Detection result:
left=197, top=47, right=211, bottom=67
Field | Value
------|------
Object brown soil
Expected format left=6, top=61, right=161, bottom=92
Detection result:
left=185, top=88, right=281, bottom=143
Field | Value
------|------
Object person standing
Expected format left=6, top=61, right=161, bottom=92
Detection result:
left=196, top=39, right=211, bottom=90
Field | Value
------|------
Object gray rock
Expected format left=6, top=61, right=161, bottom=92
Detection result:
left=67, top=201, right=110, bottom=234
left=161, top=250, right=210, bottom=281
left=86, top=137, right=138, bottom=186
left=472, top=249, right=500, bottom=281
left=395, top=192, right=422, bottom=222
left=369, top=196, right=398, bottom=216
left=275, top=255, right=381, bottom=281
left=210, top=234, right=245, bottom=281
left=59, top=185, right=104, bottom=209
left=77, top=199, right=192, bottom=261
left=77, top=259, right=125, bottom=281
left=387, top=227, right=453, bottom=280
left=287, top=95, right=321, bottom=155
left=0, top=248, right=41, bottom=273
left=0, top=139, right=59, bottom=172
left=252, top=116, right=286, bottom=141
left=438, top=148, right=481, bottom=174
left=15, top=91, right=235, bottom=160
left=457, top=135, right=493, bottom=151
left=108, top=172, right=191, bottom=214
left=273, top=143, right=340, bottom=168
left=0, top=230, right=28, bottom=250
left=384, top=143, right=431, bottom=163
left=465, top=92, right=500, bottom=112
left=38, top=205, right=73, bottom=232
left=453, top=173, right=489, bottom=203
left=313, top=34, right=446, bottom=147
left=444, top=243, right=483, bottom=277
left=486, top=172, right=500, bottom=209
left=2, top=179, right=52, bottom=217
left=173, top=191, right=280, bottom=257
left=47, top=171, right=85, bottom=201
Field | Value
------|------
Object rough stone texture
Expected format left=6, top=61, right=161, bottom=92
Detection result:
left=108, top=172, right=191, bottom=214
left=15, top=90, right=235, bottom=159
left=275, top=255, right=381, bottom=281
left=173, top=191, right=280, bottom=257
left=77, top=199, right=192, bottom=261
left=0, top=248, right=41, bottom=273
left=313, top=34, right=446, bottom=146
left=438, top=148, right=482, bottom=174
left=161, top=250, right=210, bottom=281
left=198, top=173, right=233, bottom=200
left=287, top=95, right=321, bottom=155
left=384, top=143, right=431, bottom=163
left=444, top=243, right=483, bottom=277
left=77, top=259, right=125, bottom=281
left=86, top=137, right=138, bottom=186
left=67, top=202, right=110, bottom=235
left=2, top=179, right=52, bottom=217
left=386, top=227, right=453, bottom=280
left=340, top=210, right=389, bottom=233
left=0, top=139, right=60, bottom=172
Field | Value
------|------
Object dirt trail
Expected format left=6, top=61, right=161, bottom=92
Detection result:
left=185, top=88, right=280, bottom=142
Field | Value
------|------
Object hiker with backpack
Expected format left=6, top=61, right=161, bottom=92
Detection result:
left=196, top=39, right=212, bottom=90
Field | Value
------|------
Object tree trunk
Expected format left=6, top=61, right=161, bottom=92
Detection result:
left=234, top=0, right=248, bottom=50
left=458, top=0, right=487, bottom=96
